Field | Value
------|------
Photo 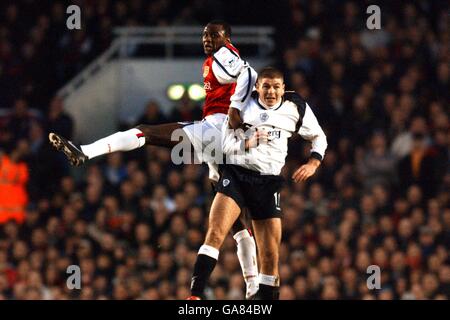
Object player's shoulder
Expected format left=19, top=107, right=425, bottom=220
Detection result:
left=225, top=43, right=240, bottom=55
left=213, top=44, right=241, bottom=62
left=283, top=91, right=306, bottom=106
left=283, top=91, right=307, bottom=116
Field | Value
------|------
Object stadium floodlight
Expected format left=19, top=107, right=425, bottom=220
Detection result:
left=187, top=83, right=206, bottom=101
left=167, top=84, right=185, bottom=100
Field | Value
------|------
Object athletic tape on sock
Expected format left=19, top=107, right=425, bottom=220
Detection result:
left=128, top=128, right=146, bottom=147
left=233, top=229, right=252, bottom=243
left=259, top=273, right=280, bottom=287
left=198, top=244, right=219, bottom=260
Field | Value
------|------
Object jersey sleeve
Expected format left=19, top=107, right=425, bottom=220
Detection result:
left=211, top=46, right=247, bottom=84
left=298, top=103, right=328, bottom=161
left=229, top=66, right=257, bottom=111
left=212, top=46, right=257, bottom=111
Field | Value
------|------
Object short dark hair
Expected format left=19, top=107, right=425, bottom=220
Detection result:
left=207, top=20, right=232, bottom=37
left=257, top=67, right=284, bottom=82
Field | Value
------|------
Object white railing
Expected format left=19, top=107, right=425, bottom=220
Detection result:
left=114, top=26, right=274, bottom=58
left=57, top=26, right=274, bottom=99
left=58, top=38, right=121, bottom=99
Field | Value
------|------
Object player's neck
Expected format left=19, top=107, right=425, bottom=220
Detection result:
left=258, top=97, right=281, bottom=110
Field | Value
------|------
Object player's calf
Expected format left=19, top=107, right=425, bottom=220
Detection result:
left=135, top=123, right=184, bottom=148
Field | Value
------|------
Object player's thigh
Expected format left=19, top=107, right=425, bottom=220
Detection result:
left=181, top=120, right=222, bottom=163
left=215, top=165, right=246, bottom=212
left=201, top=117, right=223, bottom=165
left=205, top=192, right=242, bottom=247
left=181, top=121, right=204, bottom=163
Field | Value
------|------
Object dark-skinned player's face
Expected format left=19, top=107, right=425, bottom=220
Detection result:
left=202, top=24, right=229, bottom=56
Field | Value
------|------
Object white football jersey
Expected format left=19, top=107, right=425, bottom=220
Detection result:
left=222, top=91, right=328, bottom=175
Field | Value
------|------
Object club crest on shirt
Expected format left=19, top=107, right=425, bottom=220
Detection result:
left=223, top=179, right=230, bottom=187
left=203, top=66, right=210, bottom=78
left=226, top=57, right=236, bottom=68
left=260, top=113, right=269, bottom=122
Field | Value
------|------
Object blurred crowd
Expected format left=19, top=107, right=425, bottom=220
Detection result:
left=0, top=0, right=449, bottom=300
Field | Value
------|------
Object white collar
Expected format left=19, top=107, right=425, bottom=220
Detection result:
left=257, top=97, right=283, bottom=110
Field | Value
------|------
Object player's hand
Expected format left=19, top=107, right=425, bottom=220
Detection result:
left=292, top=159, right=321, bottom=182
left=245, top=130, right=268, bottom=150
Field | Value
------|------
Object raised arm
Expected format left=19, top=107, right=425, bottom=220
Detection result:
left=298, top=102, right=328, bottom=161
left=212, top=46, right=257, bottom=129
left=292, top=102, right=328, bottom=182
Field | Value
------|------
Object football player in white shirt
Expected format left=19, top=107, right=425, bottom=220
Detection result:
left=189, top=67, right=327, bottom=299
left=49, top=21, right=260, bottom=299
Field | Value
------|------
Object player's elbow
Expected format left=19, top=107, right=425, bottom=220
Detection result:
left=228, top=108, right=243, bottom=129
left=314, top=131, right=328, bottom=156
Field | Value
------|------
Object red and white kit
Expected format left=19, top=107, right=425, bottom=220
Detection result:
left=182, top=43, right=256, bottom=180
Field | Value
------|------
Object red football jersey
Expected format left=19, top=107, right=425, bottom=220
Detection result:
left=202, top=43, right=239, bottom=118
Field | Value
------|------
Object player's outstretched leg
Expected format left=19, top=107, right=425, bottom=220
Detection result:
left=49, top=123, right=185, bottom=166
left=49, top=133, right=88, bottom=166
left=231, top=216, right=259, bottom=299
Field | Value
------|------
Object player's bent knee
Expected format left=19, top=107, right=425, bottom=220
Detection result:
left=205, top=228, right=227, bottom=248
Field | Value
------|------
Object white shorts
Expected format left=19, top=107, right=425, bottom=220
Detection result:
left=181, top=113, right=226, bottom=182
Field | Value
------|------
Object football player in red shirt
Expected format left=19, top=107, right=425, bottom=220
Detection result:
left=49, top=20, right=259, bottom=299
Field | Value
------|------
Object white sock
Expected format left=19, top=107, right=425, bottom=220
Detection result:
left=259, top=273, right=279, bottom=287
left=198, top=244, right=219, bottom=260
left=233, top=229, right=258, bottom=282
left=80, top=128, right=146, bottom=159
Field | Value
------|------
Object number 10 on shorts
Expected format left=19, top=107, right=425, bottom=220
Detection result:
left=274, top=192, right=281, bottom=210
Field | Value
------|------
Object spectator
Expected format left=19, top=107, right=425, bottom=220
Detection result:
left=134, top=100, right=167, bottom=127
left=0, top=140, right=29, bottom=224
left=357, top=131, right=396, bottom=190
left=46, top=96, right=74, bottom=140
left=168, top=93, right=202, bottom=123
left=6, top=98, right=35, bottom=144
left=397, top=132, right=440, bottom=199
